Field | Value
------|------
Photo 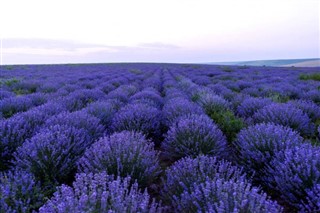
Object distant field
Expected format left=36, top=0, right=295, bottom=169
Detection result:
left=210, top=58, right=320, bottom=67
left=0, top=63, right=319, bottom=212
left=282, top=59, right=320, bottom=67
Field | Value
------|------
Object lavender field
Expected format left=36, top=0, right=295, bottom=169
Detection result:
left=0, top=63, right=320, bottom=212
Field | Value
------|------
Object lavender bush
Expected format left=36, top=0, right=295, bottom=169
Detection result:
left=301, top=184, right=320, bottom=212
left=39, top=172, right=162, bottom=213
left=266, top=143, right=320, bottom=210
left=45, top=111, right=105, bottom=142
left=161, top=155, right=246, bottom=207
left=177, top=178, right=283, bottom=212
left=287, top=99, right=320, bottom=122
left=0, top=96, right=33, bottom=119
left=162, top=114, right=228, bottom=161
left=0, top=169, right=44, bottom=213
left=162, top=97, right=204, bottom=127
left=196, top=93, right=231, bottom=115
left=62, top=89, right=106, bottom=111
left=0, top=103, right=67, bottom=170
left=235, top=123, right=304, bottom=180
left=14, top=125, right=91, bottom=187
left=111, top=103, right=162, bottom=140
left=237, top=97, right=273, bottom=118
left=78, top=131, right=161, bottom=187
left=253, top=103, right=315, bottom=136
left=82, top=100, right=122, bottom=131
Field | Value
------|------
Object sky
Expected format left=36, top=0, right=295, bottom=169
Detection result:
left=0, top=0, right=319, bottom=65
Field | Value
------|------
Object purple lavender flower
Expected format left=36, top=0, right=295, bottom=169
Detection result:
left=253, top=103, right=315, bottom=136
left=162, top=97, right=204, bottom=128
left=14, top=125, right=91, bottom=186
left=266, top=143, right=320, bottom=210
left=45, top=111, right=105, bottom=142
left=130, top=90, right=163, bottom=108
left=82, top=100, right=122, bottom=131
left=301, top=184, right=320, bottom=212
left=78, top=131, right=161, bottom=187
left=0, top=96, right=33, bottom=119
left=235, top=123, right=303, bottom=181
left=62, top=89, right=106, bottom=111
left=287, top=99, right=320, bottom=122
left=161, top=155, right=246, bottom=207
left=0, top=169, right=44, bottom=213
left=177, top=178, right=283, bottom=212
left=111, top=103, right=162, bottom=139
left=237, top=97, right=273, bottom=118
left=0, top=90, right=15, bottom=100
left=106, top=84, right=138, bottom=102
left=39, top=172, right=162, bottom=213
left=0, top=102, right=67, bottom=170
left=196, top=93, right=231, bottom=115
left=161, top=114, right=228, bottom=161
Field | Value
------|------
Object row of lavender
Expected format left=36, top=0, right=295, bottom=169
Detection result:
left=0, top=63, right=319, bottom=212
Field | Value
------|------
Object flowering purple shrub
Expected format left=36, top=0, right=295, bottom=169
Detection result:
left=161, top=155, right=246, bottom=208
left=0, top=96, right=33, bottom=119
left=45, top=111, right=105, bottom=142
left=301, top=184, right=320, bottom=212
left=0, top=169, right=44, bottom=213
left=235, top=123, right=303, bottom=180
left=14, top=125, right=91, bottom=187
left=237, top=97, right=273, bottom=118
left=106, top=84, right=138, bottom=103
left=196, top=93, right=231, bottom=115
left=130, top=90, right=163, bottom=108
left=162, top=97, right=204, bottom=128
left=253, top=103, right=315, bottom=136
left=63, top=89, right=106, bottom=111
left=162, top=114, right=228, bottom=161
left=27, top=92, right=48, bottom=107
left=78, top=131, right=161, bottom=187
left=39, top=172, right=162, bottom=213
left=267, top=143, right=320, bottom=210
left=177, top=178, right=283, bottom=212
left=0, top=90, right=15, bottom=100
left=82, top=100, right=122, bottom=131
left=288, top=99, right=320, bottom=122
left=0, top=102, right=68, bottom=170
left=304, top=89, right=320, bottom=104
left=111, top=103, right=161, bottom=139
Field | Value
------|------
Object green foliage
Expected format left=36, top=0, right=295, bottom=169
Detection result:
left=270, top=93, right=290, bottom=103
left=221, top=66, right=234, bottom=72
left=299, top=73, right=320, bottom=81
left=238, top=65, right=249, bottom=69
left=129, top=69, right=142, bottom=74
left=209, top=110, right=245, bottom=142
left=0, top=78, right=20, bottom=87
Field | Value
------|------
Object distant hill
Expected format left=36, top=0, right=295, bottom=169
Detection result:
left=209, top=58, right=320, bottom=67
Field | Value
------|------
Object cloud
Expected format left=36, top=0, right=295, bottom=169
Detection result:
left=138, top=42, right=180, bottom=49
left=2, top=38, right=135, bottom=56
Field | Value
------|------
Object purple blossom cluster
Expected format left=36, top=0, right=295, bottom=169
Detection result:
left=162, top=114, right=228, bottom=161
left=13, top=125, right=91, bottom=186
left=160, top=155, right=247, bottom=206
left=177, top=178, right=283, bottom=212
left=1, top=63, right=319, bottom=212
left=235, top=123, right=304, bottom=180
left=39, top=172, right=162, bottom=213
left=0, top=169, right=44, bottom=212
left=266, top=143, right=320, bottom=210
left=78, top=131, right=161, bottom=187
left=253, top=103, right=315, bottom=136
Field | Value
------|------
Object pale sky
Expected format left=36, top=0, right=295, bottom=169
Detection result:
left=0, top=0, right=319, bottom=64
